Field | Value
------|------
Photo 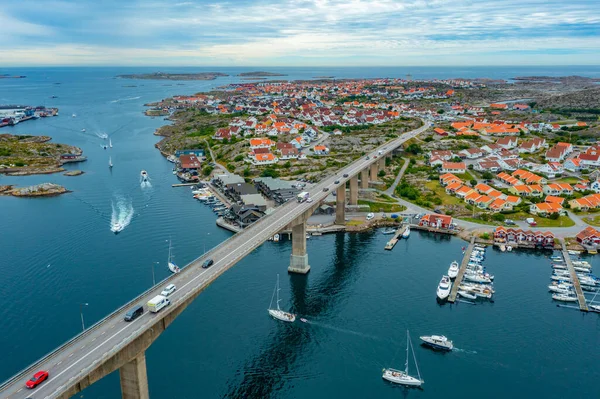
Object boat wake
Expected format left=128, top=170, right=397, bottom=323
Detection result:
left=453, top=347, right=478, bottom=355
left=110, top=96, right=141, bottom=103
left=299, top=319, right=382, bottom=341
left=110, top=197, right=134, bottom=234
left=95, top=131, right=109, bottom=140
left=140, top=173, right=152, bottom=188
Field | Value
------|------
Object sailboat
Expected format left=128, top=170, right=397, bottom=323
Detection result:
left=109, top=138, right=113, bottom=148
left=267, top=274, right=295, bottom=322
left=382, top=330, right=423, bottom=387
left=167, top=239, right=180, bottom=274
left=109, top=156, right=113, bottom=169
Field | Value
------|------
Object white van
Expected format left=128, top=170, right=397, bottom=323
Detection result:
left=161, top=284, right=176, bottom=297
left=147, top=295, right=170, bottom=313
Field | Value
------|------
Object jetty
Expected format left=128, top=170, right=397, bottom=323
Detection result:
left=172, top=182, right=197, bottom=187
left=448, top=236, right=475, bottom=303
left=561, top=240, right=588, bottom=311
left=384, top=225, right=408, bottom=250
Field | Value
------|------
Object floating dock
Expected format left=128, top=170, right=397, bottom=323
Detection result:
left=384, top=225, right=408, bottom=250
left=448, top=236, right=475, bottom=303
left=172, top=182, right=197, bottom=187
left=561, top=240, right=588, bottom=311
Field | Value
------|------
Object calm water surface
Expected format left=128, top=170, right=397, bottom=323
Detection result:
left=0, top=67, right=599, bottom=398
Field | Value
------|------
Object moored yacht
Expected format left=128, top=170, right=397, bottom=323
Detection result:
left=419, top=335, right=453, bottom=351
left=448, top=261, right=459, bottom=279
left=552, top=293, right=577, bottom=302
left=402, top=226, right=410, bottom=238
left=436, top=275, right=451, bottom=301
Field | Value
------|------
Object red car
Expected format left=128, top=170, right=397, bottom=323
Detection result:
left=26, top=370, right=48, bottom=389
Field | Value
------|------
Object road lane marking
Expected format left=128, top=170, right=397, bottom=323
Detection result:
left=68, top=353, right=73, bottom=358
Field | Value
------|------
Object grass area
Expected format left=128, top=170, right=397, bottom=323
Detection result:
left=424, top=181, right=463, bottom=206
left=346, top=219, right=365, bottom=226
left=581, top=215, right=600, bottom=227
left=533, top=215, right=575, bottom=228
left=459, top=217, right=501, bottom=226
left=554, top=176, right=582, bottom=184
left=357, top=200, right=406, bottom=213
left=375, top=193, right=396, bottom=202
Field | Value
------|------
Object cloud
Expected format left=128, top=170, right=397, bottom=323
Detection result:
left=1, top=0, right=599, bottom=65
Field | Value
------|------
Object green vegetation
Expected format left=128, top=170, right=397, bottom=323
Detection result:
left=260, top=168, right=280, bottom=178
left=533, top=215, right=575, bottom=228
left=186, top=125, right=216, bottom=137
left=357, top=200, right=406, bottom=213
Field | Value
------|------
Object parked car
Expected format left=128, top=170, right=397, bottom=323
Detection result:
left=366, top=213, right=375, bottom=220
left=202, top=259, right=214, bottom=268
left=334, top=180, right=340, bottom=184
left=124, top=305, right=144, bottom=322
left=505, top=219, right=516, bottom=226
left=343, top=173, right=348, bottom=178
left=26, top=371, right=48, bottom=389
left=323, top=187, right=329, bottom=192
left=161, top=284, right=177, bottom=297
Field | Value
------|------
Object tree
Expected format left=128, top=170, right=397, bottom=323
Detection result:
left=437, top=109, right=445, bottom=114
left=492, top=213, right=506, bottom=222
left=406, top=143, right=422, bottom=155
left=226, top=163, right=235, bottom=172
left=284, top=161, right=292, bottom=168
left=234, top=155, right=244, bottom=162
left=549, top=212, right=560, bottom=220
left=260, top=168, right=280, bottom=178
left=202, top=165, right=214, bottom=176
left=243, top=167, right=251, bottom=177
left=378, top=170, right=386, bottom=178
left=481, top=171, right=494, bottom=180
left=470, top=179, right=477, bottom=186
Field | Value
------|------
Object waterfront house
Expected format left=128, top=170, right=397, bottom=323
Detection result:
left=494, top=227, right=554, bottom=246
left=225, top=182, right=259, bottom=203
left=419, top=214, right=454, bottom=230
left=576, top=226, right=600, bottom=246
left=254, top=177, right=299, bottom=204
left=179, top=154, right=202, bottom=170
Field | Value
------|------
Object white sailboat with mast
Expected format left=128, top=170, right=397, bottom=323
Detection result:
left=109, top=138, right=113, bottom=148
left=382, top=330, right=423, bottom=387
left=109, top=156, right=113, bottom=169
left=167, top=239, right=180, bottom=274
left=268, top=274, right=295, bottom=322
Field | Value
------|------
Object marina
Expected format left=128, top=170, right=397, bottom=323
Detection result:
left=556, top=242, right=589, bottom=311
left=384, top=224, right=408, bottom=250
left=448, top=238, right=475, bottom=303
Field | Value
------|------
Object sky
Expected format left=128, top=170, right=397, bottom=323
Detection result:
left=1, top=0, right=600, bottom=66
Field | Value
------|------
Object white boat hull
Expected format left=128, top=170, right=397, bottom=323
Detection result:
left=268, top=309, right=295, bottom=322
left=382, top=369, right=422, bottom=387
left=458, top=290, right=476, bottom=300
left=168, top=262, right=180, bottom=274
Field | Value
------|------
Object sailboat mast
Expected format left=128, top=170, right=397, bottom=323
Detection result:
left=409, top=333, right=422, bottom=381
left=405, top=330, right=410, bottom=374
left=168, top=239, right=172, bottom=264
left=276, top=274, right=282, bottom=310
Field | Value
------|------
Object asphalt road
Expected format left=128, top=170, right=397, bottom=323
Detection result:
left=0, top=121, right=429, bottom=399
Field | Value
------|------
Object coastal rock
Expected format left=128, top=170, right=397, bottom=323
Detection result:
left=8, top=183, right=69, bottom=197
left=63, top=170, right=84, bottom=176
left=117, top=72, right=228, bottom=81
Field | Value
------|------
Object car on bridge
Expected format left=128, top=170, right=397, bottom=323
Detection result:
left=161, top=284, right=177, bottom=297
left=343, top=173, right=348, bottom=177
left=323, top=187, right=329, bottom=192
left=124, top=305, right=144, bottom=322
left=202, top=258, right=214, bottom=268
left=26, top=370, right=48, bottom=389
left=334, top=180, right=340, bottom=184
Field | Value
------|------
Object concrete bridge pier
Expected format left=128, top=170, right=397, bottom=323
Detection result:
left=288, top=221, right=310, bottom=274
left=370, top=163, right=378, bottom=181
left=349, top=176, right=358, bottom=205
left=119, top=352, right=149, bottom=399
left=378, top=158, right=386, bottom=170
left=335, top=184, right=346, bottom=224
left=360, top=168, right=369, bottom=189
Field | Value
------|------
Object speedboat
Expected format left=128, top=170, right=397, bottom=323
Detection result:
left=550, top=255, right=563, bottom=262
left=448, top=261, right=459, bottom=279
left=436, top=275, right=452, bottom=301
left=81, top=128, right=86, bottom=132
left=552, top=294, right=577, bottom=302
left=111, top=222, right=122, bottom=234
left=141, top=170, right=149, bottom=182
left=419, top=335, right=453, bottom=351
left=300, top=318, right=308, bottom=323
left=382, top=228, right=396, bottom=235
left=402, top=226, right=410, bottom=239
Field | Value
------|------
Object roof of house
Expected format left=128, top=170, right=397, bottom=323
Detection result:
left=442, top=162, right=466, bottom=170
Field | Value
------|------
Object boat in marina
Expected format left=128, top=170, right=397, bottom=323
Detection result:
left=574, top=266, right=591, bottom=273
left=382, top=228, right=396, bottom=235
left=568, top=250, right=582, bottom=256
left=419, top=335, right=453, bottom=351
left=590, top=304, right=600, bottom=312
left=459, top=283, right=494, bottom=299
left=448, top=261, right=459, bottom=279
left=552, top=293, right=577, bottom=302
left=436, top=275, right=452, bottom=301
left=552, top=264, right=567, bottom=270
left=550, top=255, right=563, bottom=262
left=382, top=330, right=423, bottom=387
left=268, top=274, right=295, bottom=322
left=463, top=273, right=492, bottom=284
left=402, top=226, right=410, bottom=239
left=273, top=234, right=280, bottom=242
left=572, top=260, right=591, bottom=267
left=551, top=275, right=571, bottom=282
left=458, top=290, right=477, bottom=300
left=167, top=239, right=180, bottom=274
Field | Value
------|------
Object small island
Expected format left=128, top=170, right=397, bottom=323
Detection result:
left=116, top=72, right=228, bottom=81
left=64, top=170, right=84, bottom=176
left=238, top=71, right=287, bottom=77
left=0, top=134, right=85, bottom=176
left=1, top=183, right=69, bottom=197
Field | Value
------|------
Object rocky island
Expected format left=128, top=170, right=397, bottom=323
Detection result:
left=2, top=183, right=69, bottom=197
left=0, top=134, right=85, bottom=176
left=116, top=72, right=228, bottom=81
left=238, top=71, right=287, bottom=77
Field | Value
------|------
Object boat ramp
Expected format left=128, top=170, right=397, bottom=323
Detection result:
left=448, top=237, right=475, bottom=303
left=561, top=241, right=588, bottom=312
left=384, top=225, right=408, bottom=250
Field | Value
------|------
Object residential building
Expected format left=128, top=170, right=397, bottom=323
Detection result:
left=254, top=177, right=300, bottom=204
left=441, top=162, right=466, bottom=174
left=512, top=169, right=546, bottom=185
left=494, top=227, right=554, bottom=246
left=249, top=138, right=275, bottom=150
left=542, top=183, right=573, bottom=196
left=496, top=137, right=518, bottom=149
left=576, top=226, right=600, bottom=246
left=419, top=214, right=454, bottom=230
left=429, top=150, right=454, bottom=160
left=569, top=193, right=600, bottom=211
left=518, top=137, right=546, bottom=153
left=564, top=158, right=581, bottom=172
left=458, top=148, right=484, bottom=159
left=313, top=145, right=330, bottom=155
left=253, top=153, right=278, bottom=165
left=179, top=154, right=202, bottom=170
left=529, top=202, right=564, bottom=216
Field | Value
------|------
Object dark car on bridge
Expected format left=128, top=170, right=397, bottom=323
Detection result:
left=202, top=259, right=214, bottom=268
left=124, top=305, right=144, bottom=322
left=343, top=173, right=348, bottom=177
left=334, top=180, right=340, bottom=184
left=323, top=187, right=329, bottom=192
left=26, top=370, right=48, bottom=389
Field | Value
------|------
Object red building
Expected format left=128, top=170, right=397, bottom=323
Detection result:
left=179, top=154, right=202, bottom=170
left=419, top=214, right=454, bottom=230
left=494, top=226, right=554, bottom=246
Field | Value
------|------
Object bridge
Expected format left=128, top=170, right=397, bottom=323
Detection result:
left=0, top=121, right=429, bottom=399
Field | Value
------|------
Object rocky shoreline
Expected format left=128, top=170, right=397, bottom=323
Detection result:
left=0, top=183, right=69, bottom=197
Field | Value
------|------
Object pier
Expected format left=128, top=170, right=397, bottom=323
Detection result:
left=384, top=225, right=407, bottom=250
left=172, top=182, right=197, bottom=187
left=561, top=240, right=588, bottom=311
left=448, top=236, right=475, bottom=303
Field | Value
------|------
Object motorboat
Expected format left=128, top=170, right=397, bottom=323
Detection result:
left=402, top=226, right=410, bottom=239
left=474, top=244, right=486, bottom=250
left=111, top=222, right=122, bottom=234
left=140, top=170, right=149, bottom=182
left=574, top=266, right=592, bottom=273
left=300, top=318, right=308, bottom=323
left=548, top=285, right=573, bottom=294
left=552, top=293, right=577, bottom=302
left=550, top=255, right=563, bottom=262
left=382, top=330, right=423, bottom=387
left=590, top=304, right=600, bottom=312
left=552, top=264, right=567, bottom=270
left=109, top=156, right=113, bottom=169
left=551, top=275, right=571, bottom=282
left=419, top=335, right=453, bottom=351
left=448, top=261, right=459, bottom=279
left=268, top=274, right=296, bottom=322
left=572, top=260, right=591, bottom=267
left=459, top=284, right=493, bottom=298
left=382, top=228, right=396, bottom=235
left=568, top=250, right=582, bottom=256
left=436, top=275, right=452, bottom=301
left=458, top=290, right=477, bottom=300
left=81, top=128, right=86, bottom=132
left=463, top=273, right=492, bottom=284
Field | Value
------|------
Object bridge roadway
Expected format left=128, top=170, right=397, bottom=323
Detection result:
left=1, top=121, right=429, bottom=399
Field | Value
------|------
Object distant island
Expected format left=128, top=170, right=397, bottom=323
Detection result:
left=116, top=72, right=228, bottom=81
left=1, top=183, right=69, bottom=197
left=238, top=71, right=287, bottom=77
left=313, top=76, right=335, bottom=78
left=0, top=74, right=26, bottom=79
